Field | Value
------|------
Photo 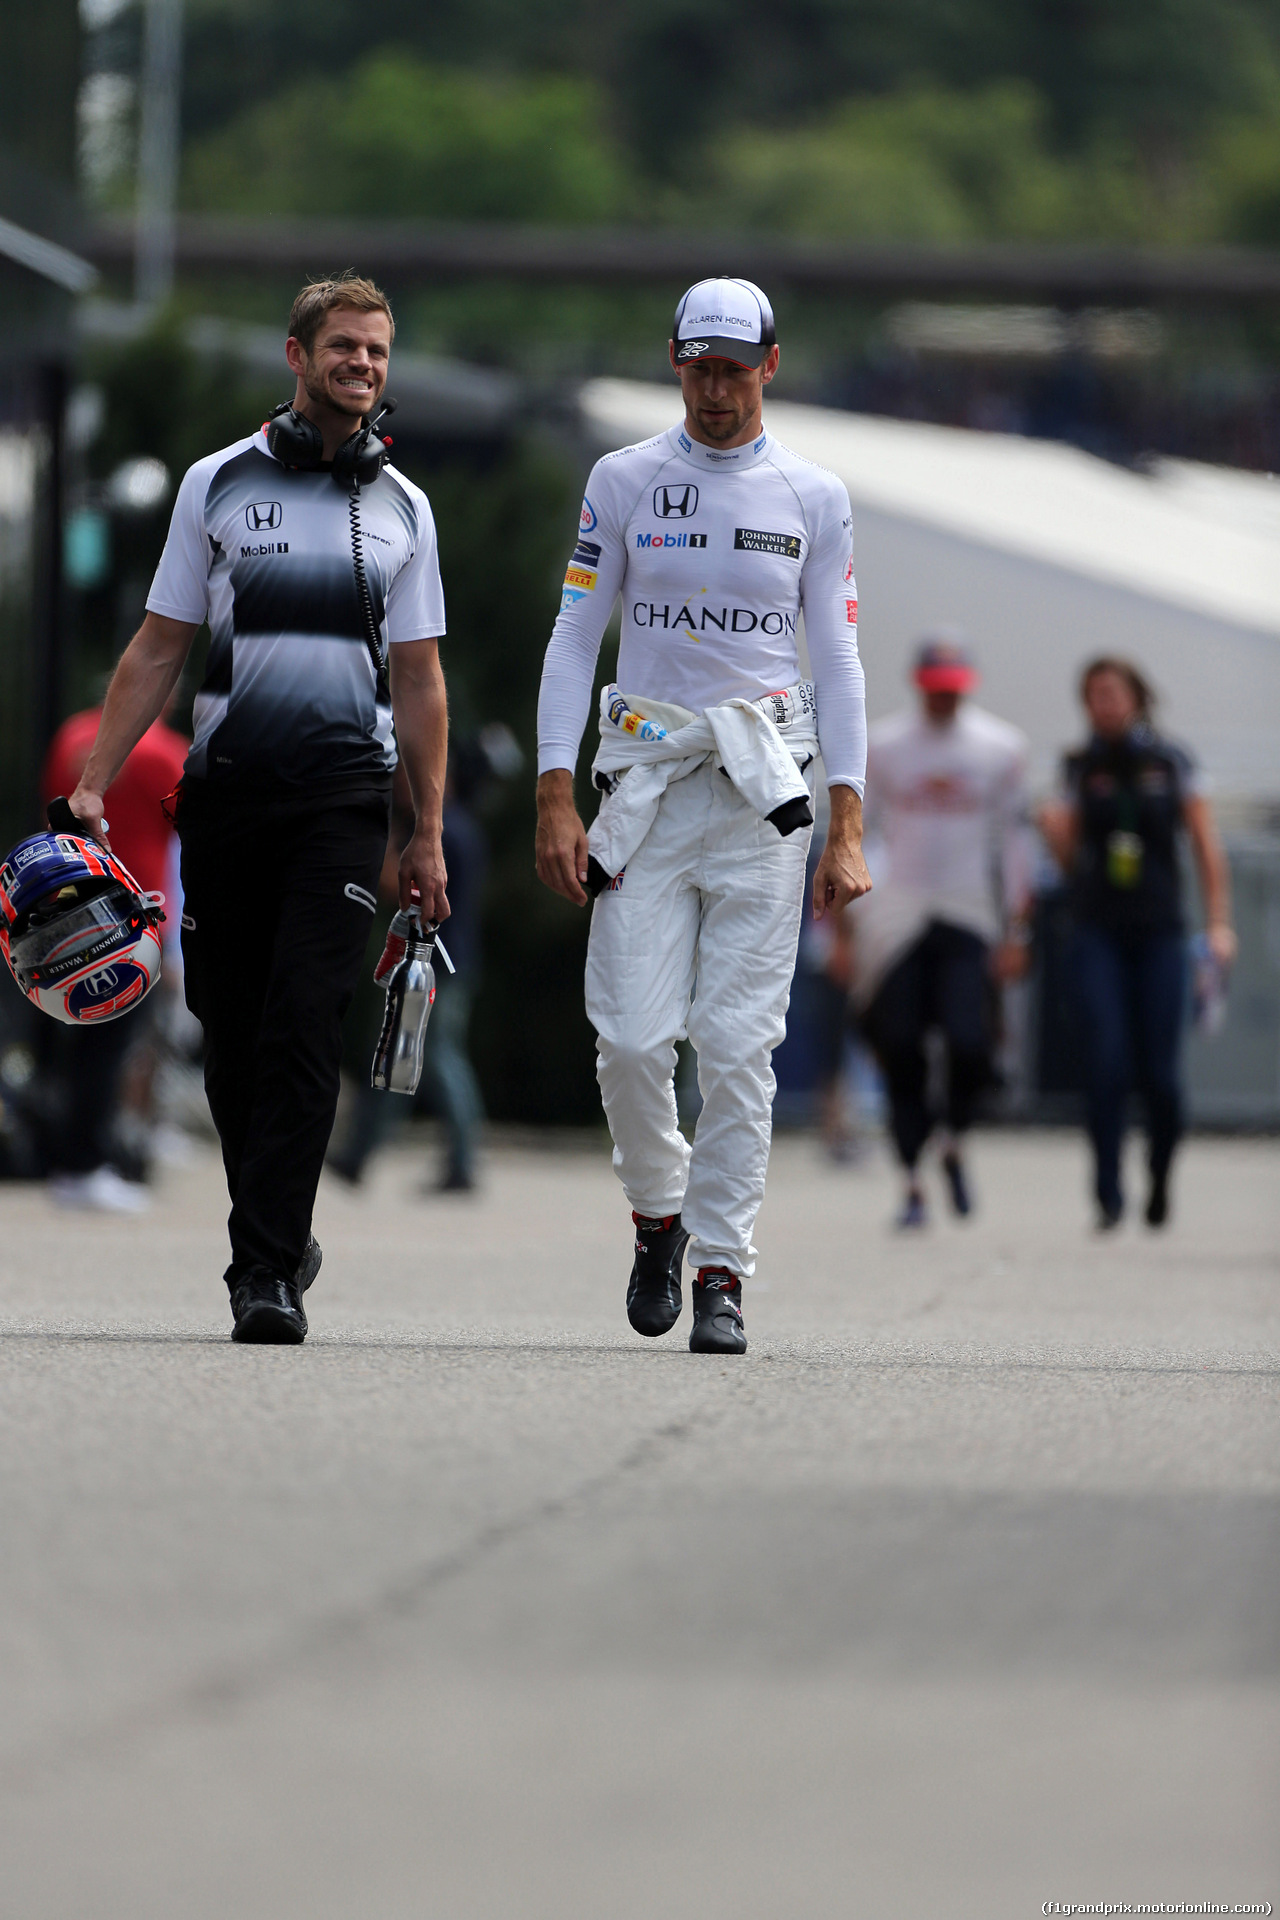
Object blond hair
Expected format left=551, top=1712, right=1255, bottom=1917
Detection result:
left=287, top=273, right=395, bottom=354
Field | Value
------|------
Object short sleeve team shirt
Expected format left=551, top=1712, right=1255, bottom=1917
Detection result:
left=536, top=425, right=866, bottom=791
left=147, top=429, right=446, bottom=788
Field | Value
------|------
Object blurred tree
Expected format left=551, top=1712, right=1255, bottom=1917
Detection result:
left=611, top=0, right=1280, bottom=182
left=706, top=82, right=1212, bottom=242
left=180, top=0, right=1280, bottom=184
left=1, top=0, right=79, bottom=189
left=179, top=0, right=586, bottom=141
left=1212, top=83, right=1280, bottom=240
left=175, top=7, right=1280, bottom=249
left=184, top=53, right=628, bottom=222
left=87, top=322, right=276, bottom=487
left=74, top=320, right=280, bottom=713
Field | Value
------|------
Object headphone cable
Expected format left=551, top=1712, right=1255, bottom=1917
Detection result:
left=348, top=476, right=388, bottom=691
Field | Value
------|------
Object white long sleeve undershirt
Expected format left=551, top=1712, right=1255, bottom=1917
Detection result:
left=536, top=423, right=866, bottom=793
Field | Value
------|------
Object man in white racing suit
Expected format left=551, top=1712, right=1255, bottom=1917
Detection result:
left=535, top=277, right=870, bottom=1354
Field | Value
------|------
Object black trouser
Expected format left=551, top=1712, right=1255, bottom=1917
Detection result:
left=1072, top=922, right=1186, bottom=1214
left=51, top=1003, right=149, bottom=1175
left=178, top=782, right=388, bottom=1285
left=860, top=920, right=993, bottom=1172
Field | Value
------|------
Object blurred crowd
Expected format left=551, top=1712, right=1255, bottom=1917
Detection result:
left=790, top=638, right=1234, bottom=1230
left=0, top=646, right=1232, bottom=1233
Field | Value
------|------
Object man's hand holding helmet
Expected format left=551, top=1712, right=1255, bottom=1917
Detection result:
left=53, top=790, right=110, bottom=848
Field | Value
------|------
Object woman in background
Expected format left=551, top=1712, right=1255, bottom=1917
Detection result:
left=1040, top=657, right=1236, bottom=1229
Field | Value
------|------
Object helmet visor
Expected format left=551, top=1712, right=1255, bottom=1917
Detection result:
left=9, top=890, right=138, bottom=989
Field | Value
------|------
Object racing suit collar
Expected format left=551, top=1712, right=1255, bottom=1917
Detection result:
left=668, top=424, right=771, bottom=472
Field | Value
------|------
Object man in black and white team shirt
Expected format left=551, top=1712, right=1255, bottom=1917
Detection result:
left=536, top=277, right=870, bottom=1354
left=69, top=275, right=448, bottom=1342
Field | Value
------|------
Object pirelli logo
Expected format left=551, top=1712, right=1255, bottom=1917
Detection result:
left=735, top=528, right=802, bottom=559
left=564, top=564, right=597, bottom=591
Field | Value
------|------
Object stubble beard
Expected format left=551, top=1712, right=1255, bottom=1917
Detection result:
left=302, top=362, right=376, bottom=424
left=695, top=400, right=751, bottom=443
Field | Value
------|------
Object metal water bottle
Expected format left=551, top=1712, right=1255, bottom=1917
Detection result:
left=371, top=908, right=451, bottom=1095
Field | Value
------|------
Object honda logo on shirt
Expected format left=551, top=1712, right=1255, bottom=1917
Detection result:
left=246, top=501, right=283, bottom=531
left=653, top=484, right=699, bottom=519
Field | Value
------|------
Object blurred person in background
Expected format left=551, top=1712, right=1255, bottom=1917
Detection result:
left=39, top=700, right=189, bottom=1212
left=795, top=827, right=869, bottom=1165
left=329, top=726, right=519, bottom=1194
left=1039, top=657, right=1236, bottom=1230
left=536, top=277, right=869, bottom=1355
left=853, top=635, right=1033, bottom=1228
left=66, top=275, right=450, bottom=1343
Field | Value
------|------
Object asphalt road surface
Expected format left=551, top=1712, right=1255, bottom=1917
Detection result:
left=0, top=1127, right=1276, bottom=1918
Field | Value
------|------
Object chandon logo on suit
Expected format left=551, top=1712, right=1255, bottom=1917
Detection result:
left=633, top=603, right=797, bottom=635
left=246, top=501, right=283, bottom=531
left=653, top=485, right=699, bottom=519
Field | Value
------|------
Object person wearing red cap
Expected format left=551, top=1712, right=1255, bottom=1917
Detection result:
left=853, top=634, right=1033, bottom=1227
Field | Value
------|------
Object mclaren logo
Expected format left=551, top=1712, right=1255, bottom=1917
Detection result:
left=653, top=484, right=699, bottom=519
left=246, top=501, right=283, bottom=531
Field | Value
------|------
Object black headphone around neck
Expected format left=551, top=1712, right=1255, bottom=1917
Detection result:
left=265, top=398, right=398, bottom=487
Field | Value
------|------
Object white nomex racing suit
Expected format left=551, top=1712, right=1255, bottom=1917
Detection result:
left=537, top=422, right=866, bottom=1277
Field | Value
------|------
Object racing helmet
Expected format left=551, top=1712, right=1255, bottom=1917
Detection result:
left=0, top=829, right=164, bottom=1025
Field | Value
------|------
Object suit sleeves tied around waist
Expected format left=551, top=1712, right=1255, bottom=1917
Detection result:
left=585, top=684, right=818, bottom=895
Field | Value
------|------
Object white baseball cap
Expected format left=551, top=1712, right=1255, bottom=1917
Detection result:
left=672, top=277, right=776, bottom=369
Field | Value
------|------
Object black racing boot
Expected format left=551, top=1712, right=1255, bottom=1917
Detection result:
left=229, top=1268, right=307, bottom=1344
left=626, top=1211, right=689, bottom=1337
left=689, top=1268, right=747, bottom=1355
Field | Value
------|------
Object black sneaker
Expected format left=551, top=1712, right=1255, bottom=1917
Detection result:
left=229, top=1269, right=307, bottom=1344
left=1145, top=1170, right=1170, bottom=1227
left=941, top=1151, right=972, bottom=1217
left=895, top=1188, right=927, bottom=1231
left=627, top=1211, right=688, bottom=1336
left=689, top=1268, right=747, bottom=1355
